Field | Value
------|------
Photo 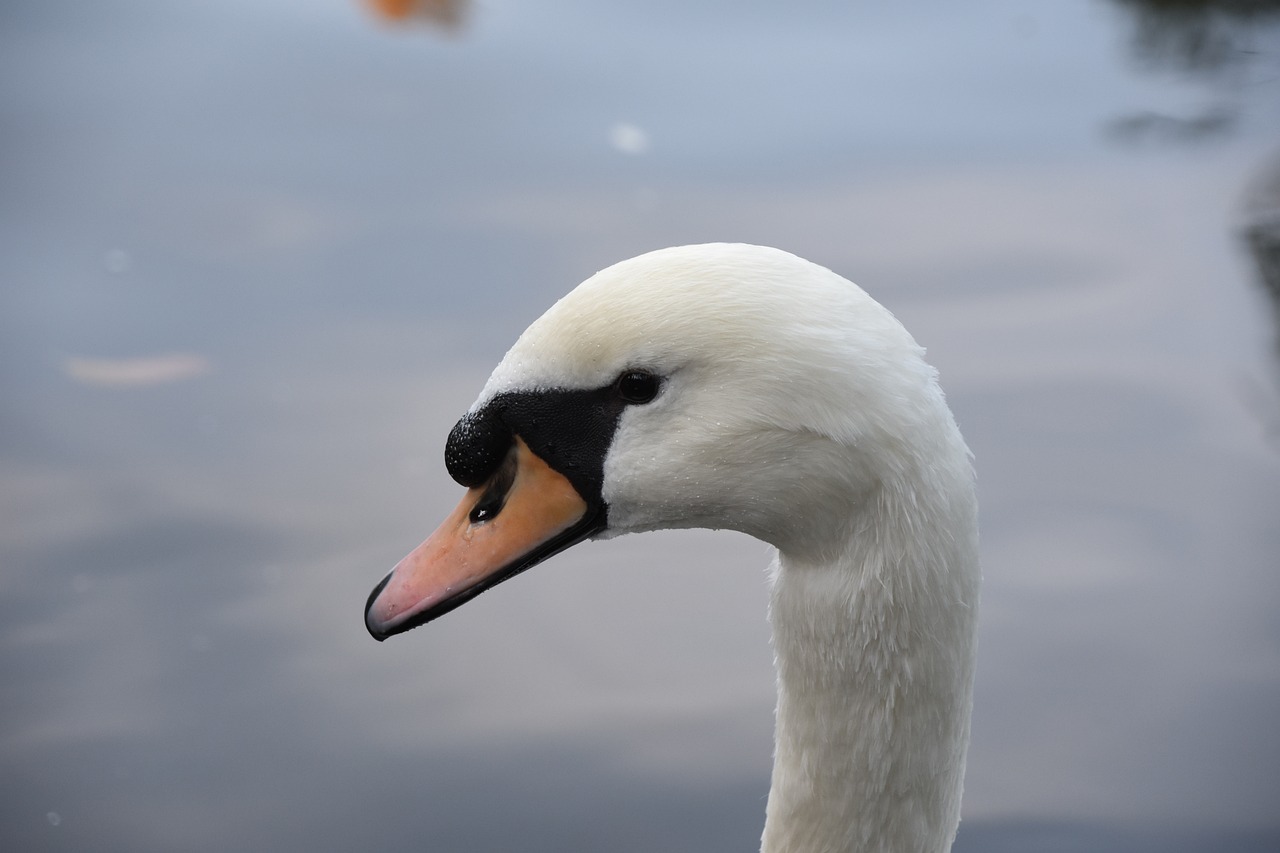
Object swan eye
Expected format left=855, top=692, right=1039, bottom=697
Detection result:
left=616, top=370, right=660, bottom=404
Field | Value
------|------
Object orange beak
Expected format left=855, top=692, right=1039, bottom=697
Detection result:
left=365, top=437, right=600, bottom=640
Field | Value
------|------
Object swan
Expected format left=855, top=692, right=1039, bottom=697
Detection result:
left=364, top=243, right=980, bottom=853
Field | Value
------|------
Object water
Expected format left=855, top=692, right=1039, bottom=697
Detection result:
left=2, top=1, right=1279, bottom=850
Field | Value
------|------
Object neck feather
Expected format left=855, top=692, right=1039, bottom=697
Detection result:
left=761, top=459, right=979, bottom=853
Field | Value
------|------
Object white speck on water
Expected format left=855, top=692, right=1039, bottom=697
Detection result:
left=609, top=122, right=650, bottom=155
left=46, top=811, right=61, bottom=827
left=103, top=249, right=131, bottom=274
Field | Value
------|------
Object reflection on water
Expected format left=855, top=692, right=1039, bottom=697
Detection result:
left=1244, top=161, right=1280, bottom=314
left=1110, top=0, right=1280, bottom=74
left=1, top=0, right=1279, bottom=851
left=1104, top=105, right=1236, bottom=143
left=1107, top=0, right=1280, bottom=433
left=1241, top=153, right=1280, bottom=443
left=1104, top=0, right=1280, bottom=143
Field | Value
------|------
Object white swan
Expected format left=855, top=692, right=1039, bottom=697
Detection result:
left=365, top=243, right=980, bottom=853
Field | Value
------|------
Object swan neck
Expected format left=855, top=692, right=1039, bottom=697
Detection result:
left=761, top=478, right=979, bottom=853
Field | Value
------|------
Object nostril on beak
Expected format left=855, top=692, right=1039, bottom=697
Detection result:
left=467, top=443, right=518, bottom=524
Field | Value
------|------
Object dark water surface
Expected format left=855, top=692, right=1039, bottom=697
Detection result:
left=3, top=1, right=1280, bottom=850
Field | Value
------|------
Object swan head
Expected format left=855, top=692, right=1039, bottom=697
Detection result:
left=366, top=243, right=965, bottom=640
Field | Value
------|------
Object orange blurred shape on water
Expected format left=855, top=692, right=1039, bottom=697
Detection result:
left=366, top=0, right=413, bottom=19
left=363, top=0, right=464, bottom=27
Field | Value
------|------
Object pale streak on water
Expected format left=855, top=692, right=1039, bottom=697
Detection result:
left=2, top=1, right=1279, bottom=851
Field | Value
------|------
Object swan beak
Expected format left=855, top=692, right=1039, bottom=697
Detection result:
left=364, top=437, right=598, bottom=641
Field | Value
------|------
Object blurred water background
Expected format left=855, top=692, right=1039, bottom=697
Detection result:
left=3, top=1, right=1280, bottom=850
